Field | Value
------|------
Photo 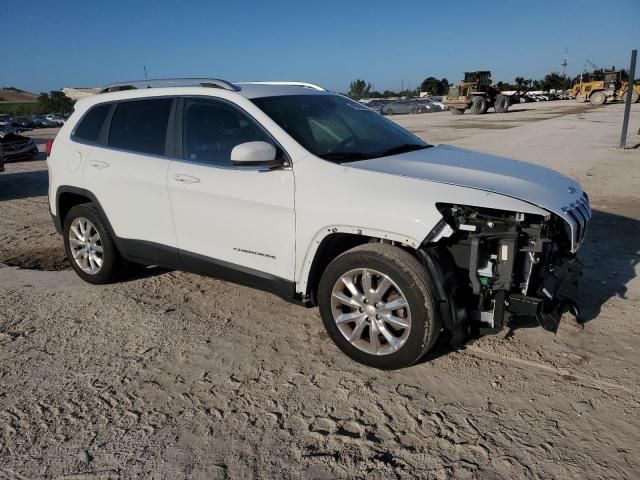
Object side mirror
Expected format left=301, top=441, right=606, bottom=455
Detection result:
left=231, top=141, right=280, bottom=168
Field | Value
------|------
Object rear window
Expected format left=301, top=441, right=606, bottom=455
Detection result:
left=74, top=104, right=111, bottom=142
left=108, top=98, right=173, bottom=156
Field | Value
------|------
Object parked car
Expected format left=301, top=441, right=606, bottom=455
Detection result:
left=32, top=116, right=59, bottom=128
left=364, top=100, right=388, bottom=114
left=428, top=99, right=449, bottom=111
left=48, top=78, right=589, bottom=369
left=10, top=117, right=35, bottom=129
left=45, top=114, right=65, bottom=125
left=0, top=128, right=38, bottom=162
left=382, top=100, right=427, bottom=115
left=414, top=99, right=436, bottom=112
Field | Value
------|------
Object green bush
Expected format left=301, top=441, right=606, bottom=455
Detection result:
left=0, top=102, right=39, bottom=116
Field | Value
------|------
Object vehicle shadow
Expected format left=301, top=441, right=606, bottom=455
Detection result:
left=0, top=169, right=48, bottom=201
left=577, top=208, right=640, bottom=323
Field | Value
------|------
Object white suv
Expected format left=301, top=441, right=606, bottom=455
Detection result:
left=47, top=78, right=589, bottom=369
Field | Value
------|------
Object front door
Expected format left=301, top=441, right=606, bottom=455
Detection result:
left=167, top=97, right=295, bottom=287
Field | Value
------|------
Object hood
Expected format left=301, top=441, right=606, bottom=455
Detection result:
left=347, top=145, right=584, bottom=218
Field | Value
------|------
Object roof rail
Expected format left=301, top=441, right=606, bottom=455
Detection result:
left=239, top=81, right=327, bottom=91
left=99, top=78, right=240, bottom=94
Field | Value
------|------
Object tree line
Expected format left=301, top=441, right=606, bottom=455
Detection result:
left=0, top=89, right=75, bottom=116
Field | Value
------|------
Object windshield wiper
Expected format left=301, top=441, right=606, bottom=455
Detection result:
left=376, top=143, right=431, bottom=157
left=319, top=152, right=375, bottom=162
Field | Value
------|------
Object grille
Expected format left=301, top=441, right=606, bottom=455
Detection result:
left=562, top=193, right=591, bottom=252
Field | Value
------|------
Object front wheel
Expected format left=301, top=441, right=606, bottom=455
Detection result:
left=318, top=244, right=441, bottom=369
left=590, top=91, right=607, bottom=105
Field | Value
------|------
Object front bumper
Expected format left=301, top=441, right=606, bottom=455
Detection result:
left=507, top=256, right=583, bottom=332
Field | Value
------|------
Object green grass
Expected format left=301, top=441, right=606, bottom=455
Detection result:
left=0, top=102, right=39, bottom=116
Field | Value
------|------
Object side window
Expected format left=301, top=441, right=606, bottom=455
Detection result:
left=182, top=98, right=272, bottom=166
left=74, top=103, right=111, bottom=142
left=108, top=98, right=173, bottom=156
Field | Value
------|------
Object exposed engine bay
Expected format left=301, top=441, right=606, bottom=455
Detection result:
left=418, top=200, right=589, bottom=345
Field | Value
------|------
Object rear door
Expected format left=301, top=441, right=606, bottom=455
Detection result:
left=82, top=97, right=178, bottom=258
left=166, top=97, right=295, bottom=284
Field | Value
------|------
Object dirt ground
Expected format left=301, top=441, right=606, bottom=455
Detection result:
left=1, top=100, right=639, bottom=479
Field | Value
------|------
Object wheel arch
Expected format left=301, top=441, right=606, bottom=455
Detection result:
left=55, top=186, right=118, bottom=242
left=298, top=226, right=423, bottom=304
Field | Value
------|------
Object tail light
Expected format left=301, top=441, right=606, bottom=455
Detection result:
left=45, top=139, right=54, bottom=156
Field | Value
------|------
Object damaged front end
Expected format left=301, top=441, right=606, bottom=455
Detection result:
left=418, top=197, right=590, bottom=345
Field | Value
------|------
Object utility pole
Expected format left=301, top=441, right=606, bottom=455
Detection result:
left=561, top=47, right=568, bottom=78
left=619, top=49, right=637, bottom=149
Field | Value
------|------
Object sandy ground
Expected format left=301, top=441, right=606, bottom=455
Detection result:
left=0, top=100, right=639, bottom=479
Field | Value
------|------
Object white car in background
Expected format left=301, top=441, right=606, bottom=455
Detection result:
left=45, top=114, right=65, bottom=125
left=47, top=78, right=589, bottom=369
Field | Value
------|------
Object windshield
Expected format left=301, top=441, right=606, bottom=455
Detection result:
left=251, top=94, right=429, bottom=162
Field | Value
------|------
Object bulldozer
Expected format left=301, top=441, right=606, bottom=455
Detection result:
left=443, top=71, right=511, bottom=115
left=571, top=71, right=640, bottom=105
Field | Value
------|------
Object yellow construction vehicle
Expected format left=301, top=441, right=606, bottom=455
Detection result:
left=443, top=71, right=511, bottom=115
left=619, top=81, right=640, bottom=104
left=571, top=71, right=640, bottom=105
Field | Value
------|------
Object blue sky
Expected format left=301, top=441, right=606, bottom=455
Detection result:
left=2, top=0, right=639, bottom=94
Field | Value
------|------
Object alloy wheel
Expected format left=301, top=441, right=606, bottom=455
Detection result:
left=69, top=217, right=103, bottom=274
left=330, top=268, right=411, bottom=355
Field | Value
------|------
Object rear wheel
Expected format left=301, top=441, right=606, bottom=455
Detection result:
left=629, top=90, right=640, bottom=103
left=63, top=203, right=125, bottom=284
left=470, top=96, right=489, bottom=114
left=318, top=244, right=441, bottom=369
left=494, top=94, right=510, bottom=113
left=590, top=91, right=607, bottom=106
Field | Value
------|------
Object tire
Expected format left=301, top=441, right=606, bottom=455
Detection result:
left=470, top=96, right=489, bottom=114
left=410, top=108, right=417, bottom=114
left=494, top=94, right=510, bottom=113
left=385, top=109, right=394, bottom=115
left=590, top=91, right=607, bottom=106
left=318, top=243, right=441, bottom=369
left=630, top=90, right=640, bottom=103
left=63, top=203, right=125, bottom=284
left=450, top=108, right=465, bottom=115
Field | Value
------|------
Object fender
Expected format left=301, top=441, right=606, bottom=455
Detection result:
left=296, top=225, right=424, bottom=294
left=53, top=185, right=117, bottom=238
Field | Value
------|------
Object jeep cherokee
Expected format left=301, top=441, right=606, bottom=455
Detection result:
left=47, top=78, right=589, bottom=369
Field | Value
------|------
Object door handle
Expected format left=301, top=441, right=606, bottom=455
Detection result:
left=89, top=160, right=109, bottom=169
left=173, top=174, right=201, bottom=184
